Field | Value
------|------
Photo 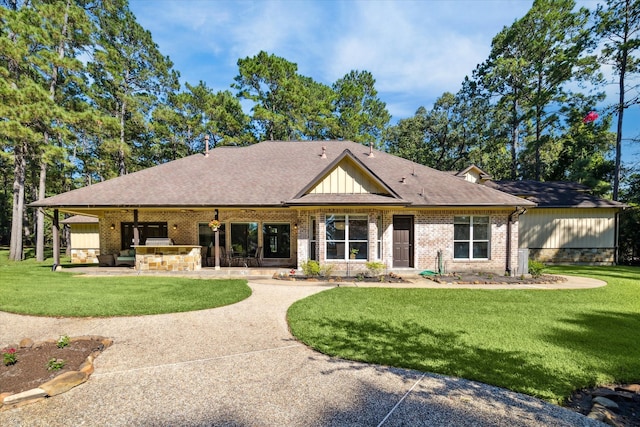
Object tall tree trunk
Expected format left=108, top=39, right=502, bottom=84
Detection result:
left=535, top=75, right=543, bottom=181
left=613, top=26, right=628, bottom=201
left=9, top=140, right=27, bottom=261
left=118, top=99, right=127, bottom=176
left=510, top=97, right=519, bottom=180
left=36, top=157, right=47, bottom=261
left=36, top=0, right=70, bottom=260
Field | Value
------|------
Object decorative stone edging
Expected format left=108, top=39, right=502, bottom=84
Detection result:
left=583, top=384, right=640, bottom=426
left=0, top=336, right=112, bottom=411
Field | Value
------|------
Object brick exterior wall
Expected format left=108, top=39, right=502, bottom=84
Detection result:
left=101, top=209, right=299, bottom=268
left=98, top=207, right=519, bottom=274
left=296, top=208, right=519, bottom=275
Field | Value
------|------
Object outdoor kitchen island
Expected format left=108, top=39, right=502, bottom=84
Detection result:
left=134, top=244, right=203, bottom=271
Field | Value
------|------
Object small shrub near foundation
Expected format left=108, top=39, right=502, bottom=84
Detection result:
left=301, top=260, right=320, bottom=277
left=365, top=261, right=386, bottom=277
left=529, top=260, right=546, bottom=278
left=319, top=263, right=335, bottom=278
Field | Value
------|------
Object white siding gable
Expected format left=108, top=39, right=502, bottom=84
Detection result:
left=308, top=159, right=388, bottom=195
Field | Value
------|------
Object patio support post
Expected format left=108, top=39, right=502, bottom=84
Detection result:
left=214, top=229, right=220, bottom=270
left=133, top=209, right=139, bottom=246
left=53, top=208, right=60, bottom=267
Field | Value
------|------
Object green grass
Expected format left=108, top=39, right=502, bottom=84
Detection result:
left=288, top=265, right=640, bottom=403
left=0, top=250, right=251, bottom=317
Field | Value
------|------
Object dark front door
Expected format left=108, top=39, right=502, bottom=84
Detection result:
left=393, top=216, right=413, bottom=268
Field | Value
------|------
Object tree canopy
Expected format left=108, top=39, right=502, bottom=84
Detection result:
left=1, top=0, right=638, bottom=261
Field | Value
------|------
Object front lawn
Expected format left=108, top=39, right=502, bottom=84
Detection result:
left=287, top=265, right=640, bottom=403
left=0, top=251, right=251, bottom=317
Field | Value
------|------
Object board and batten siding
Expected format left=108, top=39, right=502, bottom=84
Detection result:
left=519, top=208, right=617, bottom=249
left=69, top=223, right=101, bottom=263
left=70, top=223, right=100, bottom=249
left=309, top=161, right=381, bottom=194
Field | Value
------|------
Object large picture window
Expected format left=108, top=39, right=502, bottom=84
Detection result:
left=230, top=222, right=258, bottom=256
left=326, top=214, right=368, bottom=260
left=263, top=223, right=290, bottom=258
left=454, top=216, right=489, bottom=259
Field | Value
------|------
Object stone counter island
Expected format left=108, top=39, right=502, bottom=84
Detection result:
left=134, top=245, right=202, bottom=271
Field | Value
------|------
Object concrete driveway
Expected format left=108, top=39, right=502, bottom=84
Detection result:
left=0, top=281, right=601, bottom=426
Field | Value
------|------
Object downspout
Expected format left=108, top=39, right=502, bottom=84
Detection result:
left=506, top=207, right=526, bottom=276
left=614, top=209, right=621, bottom=265
left=53, top=209, right=60, bottom=269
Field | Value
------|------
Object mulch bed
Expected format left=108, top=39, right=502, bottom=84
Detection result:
left=274, top=272, right=567, bottom=285
left=1, top=340, right=104, bottom=395
left=425, top=273, right=567, bottom=285
left=274, top=273, right=408, bottom=283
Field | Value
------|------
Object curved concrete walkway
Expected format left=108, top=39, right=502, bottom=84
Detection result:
left=0, top=280, right=604, bottom=426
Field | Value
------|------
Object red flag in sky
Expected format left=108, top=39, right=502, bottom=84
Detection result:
left=583, top=111, right=599, bottom=123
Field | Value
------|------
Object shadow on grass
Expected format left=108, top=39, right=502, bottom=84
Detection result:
left=30, top=261, right=104, bottom=270
left=302, top=318, right=583, bottom=401
left=542, top=309, right=640, bottom=381
left=550, top=265, right=640, bottom=282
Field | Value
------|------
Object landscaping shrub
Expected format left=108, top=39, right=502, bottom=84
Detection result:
left=365, top=261, right=385, bottom=277
left=528, top=260, right=546, bottom=277
left=319, top=263, right=335, bottom=277
left=301, top=260, right=320, bottom=276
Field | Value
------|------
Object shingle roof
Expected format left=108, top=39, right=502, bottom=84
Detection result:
left=486, top=180, right=626, bottom=208
left=31, top=140, right=534, bottom=209
left=60, top=215, right=99, bottom=224
left=453, top=164, right=493, bottom=180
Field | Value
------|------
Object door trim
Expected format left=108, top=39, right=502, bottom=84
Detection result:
left=393, top=215, right=414, bottom=268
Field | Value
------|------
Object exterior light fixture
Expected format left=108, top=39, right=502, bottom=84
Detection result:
left=110, top=224, right=115, bottom=230
left=173, top=224, right=178, bottom=230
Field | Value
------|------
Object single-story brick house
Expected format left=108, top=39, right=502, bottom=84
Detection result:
left=453, top=165, right=626, bottom=265
left=31, top=140, right=535, bottom=274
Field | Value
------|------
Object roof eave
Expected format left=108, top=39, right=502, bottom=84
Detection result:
left=284, top=201, right=411, bottom=207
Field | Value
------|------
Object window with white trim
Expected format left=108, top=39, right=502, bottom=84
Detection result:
left=326, top=214, right=368, bottom=260
left=309, top=216, right=318, bottom=261
left=376, top=215, right=383, bottom=260
left=454, top=216, right=489, bottom=259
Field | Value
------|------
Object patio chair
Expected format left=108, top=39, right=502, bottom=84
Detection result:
left=248, top=246, right=263, bottom=267
left=219, top=246, right=231, bottom=267
left=201, top=246, right=209, bottom=267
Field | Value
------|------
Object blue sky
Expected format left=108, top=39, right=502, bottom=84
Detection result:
left=129, top=0, right=639, bottom=168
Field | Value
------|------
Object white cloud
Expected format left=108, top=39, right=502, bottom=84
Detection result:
left=128, top=0, right=640, bottom=162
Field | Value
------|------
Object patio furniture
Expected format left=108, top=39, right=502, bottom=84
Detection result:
left=201, top=246, right=209, bottom=267
left=219, top=246, right=231, bottom=267
left=116, top=249, right=135, bottom=267
left=248, top=246, right=263, bottom=267
left=97, top=254, right=115, bottom=267
left=231, top=250, right=246, bottom=267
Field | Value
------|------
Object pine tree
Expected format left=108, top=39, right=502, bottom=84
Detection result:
left=595, top=0, right=640, bottom=200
